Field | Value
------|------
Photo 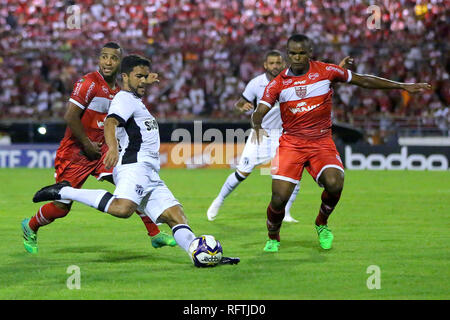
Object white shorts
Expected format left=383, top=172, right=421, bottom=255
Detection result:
left=236, top=128, right=282, bottom=173
left=113, top=162, right=180, bottom=222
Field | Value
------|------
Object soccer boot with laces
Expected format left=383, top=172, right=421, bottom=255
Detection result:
left=151, top=231, right=177, bottom=248
left=21, top=218, right=38, bottom=254
left=263, top=239, right=280, bottom=252
left=315, top=225, right=334, bottom=250
left=33, top=181, right=71, bottom=203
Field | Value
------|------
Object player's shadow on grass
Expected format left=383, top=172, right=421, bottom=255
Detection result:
left=52, top=246, right=157, bottom=263
left=246, top=239, right=329, bottom=263
left=52, top=245, right=111, bottom=254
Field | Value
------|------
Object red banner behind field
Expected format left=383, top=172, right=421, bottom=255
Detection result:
left=159, top=143, right=271, bottom=169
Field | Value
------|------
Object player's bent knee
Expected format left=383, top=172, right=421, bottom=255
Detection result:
left=271, top=191, right=288, bottom=211
left=109, top=199, right=137, bottom=218
left=320, top=169, right=344, bottom=192
left=322, top=174, right=344, bottom=194
left=236, top=169, right=251, bottom=178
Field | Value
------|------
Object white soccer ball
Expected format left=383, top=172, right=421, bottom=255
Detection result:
left=188, top=235, right=223, bottom=267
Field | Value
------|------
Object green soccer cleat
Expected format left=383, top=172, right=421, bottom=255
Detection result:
left=151, top=231, right=177, bottom=248
left=21, top=218, right=38, bottom=254
left=315, top=225, right=334, bottom=250
left=263, top=239, right=280, bottom=252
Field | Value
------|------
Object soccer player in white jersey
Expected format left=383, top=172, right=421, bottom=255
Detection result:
left=207, top=50, right=300, bottom=222
left=32, top=55, right=238, bottom=265
left=206, top=51, right=352, bottom=222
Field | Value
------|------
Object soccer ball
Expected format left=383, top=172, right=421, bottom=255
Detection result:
left=188, top=235, right=223, bottom=267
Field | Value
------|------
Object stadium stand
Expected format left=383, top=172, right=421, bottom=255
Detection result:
left=0, top=0, right=448, bottom=142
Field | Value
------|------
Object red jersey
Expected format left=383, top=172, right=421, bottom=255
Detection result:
left=57, top=71, right=120, bottom=163
left=260, top=60, right=352, bottom=139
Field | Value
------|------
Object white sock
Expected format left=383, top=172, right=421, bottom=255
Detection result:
left=285, top=182, right=300, bottom=216
left=216, top=171, right=247, bottom=203
left=172, top=224, right=196, bottom=253
left=60, top=187, right=114, bottom=212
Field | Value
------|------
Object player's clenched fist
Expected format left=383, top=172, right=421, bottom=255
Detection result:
left=104, top=147, right=119, bottom=170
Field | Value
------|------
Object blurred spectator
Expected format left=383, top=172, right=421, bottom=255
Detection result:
left=0, top=0, right=448, bottom=139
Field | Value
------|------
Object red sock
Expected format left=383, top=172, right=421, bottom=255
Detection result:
left=266, top=203, right=285, bottom=242
left=315, top=190, right=341, bottom=226
left=28, top=202, right=70, bottom=232
left=136, top=212, right=160, bottom=237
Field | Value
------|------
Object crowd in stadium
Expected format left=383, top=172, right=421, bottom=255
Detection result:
left=0, top=0, right=448, bottom=137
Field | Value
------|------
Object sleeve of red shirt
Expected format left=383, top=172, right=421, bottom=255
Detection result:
left=325, top=63, right=352, bottom=83
left=259, top=77, right=282, bottom=108
left=69, top=77, right=98, bottom=109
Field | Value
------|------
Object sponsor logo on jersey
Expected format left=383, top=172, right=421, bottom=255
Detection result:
left=294, top=86, right=307, bottom=98
left=308, top=72, right=319, bottom=80
left=85, top=82, right=96, bottom=103
left=326, top=65, right=345, bottom=75
left=289, top=101, right=321, bottom=114
left=97, top=120, right=104, bottom=128
left=144, top=119, right=158, bottom=131
left=265, top=80, right=277, bottom=98
left=294, top=80, right=306, bottom=85
left=73, top=81, right=83, bottom=96
left=282, top=79, right=293, bottom=85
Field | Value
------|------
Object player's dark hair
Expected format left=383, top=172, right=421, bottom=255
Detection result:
left=121, top=54, right=151, bottom=75
left=102, top=42, right=122, bottom=55
left=287, top=34, right=313, bottom=50
left=264, top=50, right=283, bottom=61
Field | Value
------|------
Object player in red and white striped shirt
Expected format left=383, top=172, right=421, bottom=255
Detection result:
left=252, top=34, right=431, bottom=252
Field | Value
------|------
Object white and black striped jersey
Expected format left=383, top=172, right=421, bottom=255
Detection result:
left=107, top=90, right=160, bottom=168
left=242, top=73, right=282, bottom=130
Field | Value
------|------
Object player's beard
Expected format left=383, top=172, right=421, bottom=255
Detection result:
left=268, top=68, right=281, bottom=78
left=128, top=82, right=144, bottom=98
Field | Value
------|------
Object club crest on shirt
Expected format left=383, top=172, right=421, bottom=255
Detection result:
left=135, top=184, right=144, bottom=196
left=102, top=86, right=109, bottom=94
left=295, top=86, right=307, bottom=98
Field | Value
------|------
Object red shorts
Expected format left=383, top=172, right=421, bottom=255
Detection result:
left=54, top=151, right=112, bottom=189
left=271, top=134, right=344, bottom=184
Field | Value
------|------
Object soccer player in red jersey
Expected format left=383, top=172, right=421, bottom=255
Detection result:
left=251, top=34, right=431, bottom=252
left=21, top=42, right=176, bottom=254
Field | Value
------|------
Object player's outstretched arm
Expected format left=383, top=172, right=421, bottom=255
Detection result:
left=103, top=117, right=120, bottom=169
left=64, top=102, right=102, bottom=160
left=350, top=73, right=431, bottom=93
left=251, top=103, right=270, bottom=144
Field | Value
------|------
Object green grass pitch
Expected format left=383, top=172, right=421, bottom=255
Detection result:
left=0, top=168, right=449, bottom=300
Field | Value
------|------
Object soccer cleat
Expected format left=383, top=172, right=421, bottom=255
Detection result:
left=315, top=225, right=334, bottom=250
left=21, top=218, right=38, bottom=254
left=206, top=198, right=222, bottom=221
left=219, top=256, right=240, bottom=265
left=263, top=239, right=280, bottom=252
left=151, top=231, right=177, bottom=248
left=283, top=213, right=299, bottom=223
left=32, top=181, right=71, bottom=203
